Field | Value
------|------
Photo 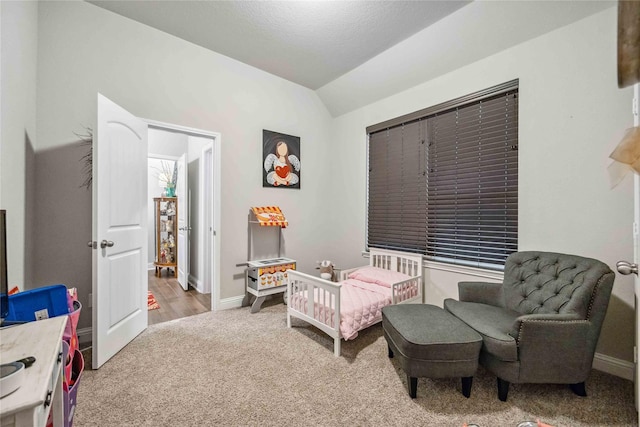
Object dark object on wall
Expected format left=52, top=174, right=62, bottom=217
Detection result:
left=0, top=210, right=7, bottom=324
left=262, top=130, right=301, bottom=189
left=618, top=0, right=640, bottom=88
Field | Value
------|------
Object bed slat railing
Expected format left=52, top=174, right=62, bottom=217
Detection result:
left=287, top=248, right=423, bottom=357
left=287, top=270, right=342, bottom=356
left=391, top=277, right=422, bottom=304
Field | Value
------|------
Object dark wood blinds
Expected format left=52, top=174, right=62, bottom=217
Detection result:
left=368, top=121, right=427, bottom=253
left=367, top=81, right=518, bottom=269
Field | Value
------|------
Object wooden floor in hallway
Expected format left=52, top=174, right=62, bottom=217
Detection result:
left=148, top=270, right=211, bottom=326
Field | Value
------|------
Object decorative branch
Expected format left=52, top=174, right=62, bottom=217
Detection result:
left=76, top=127, right=93, bottom=190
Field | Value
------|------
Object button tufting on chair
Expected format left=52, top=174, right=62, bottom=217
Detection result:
left=443, top=250, right=615, bottom=402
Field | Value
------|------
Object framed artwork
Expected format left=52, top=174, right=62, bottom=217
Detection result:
left=263, top=129, right=301, bottom=189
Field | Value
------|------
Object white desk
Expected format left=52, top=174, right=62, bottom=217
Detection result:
left=0, top=316, right=67, bottom=427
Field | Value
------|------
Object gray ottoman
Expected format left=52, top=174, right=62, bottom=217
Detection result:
left=382, top=304, right=482, bottom=398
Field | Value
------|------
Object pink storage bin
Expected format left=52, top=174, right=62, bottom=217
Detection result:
left=63, top=300, right=81, bottom=359
left=61, top=340, right=72, bottom=385
left=63, top=300, right=81, bottom=341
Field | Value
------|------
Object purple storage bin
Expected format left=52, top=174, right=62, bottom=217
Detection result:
left=63, top=348, right=84, bottom=427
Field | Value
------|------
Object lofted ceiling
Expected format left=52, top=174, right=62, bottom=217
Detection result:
left=87, top=0, right=614, bottom=117
left=87, top=0, right=471, bottom=90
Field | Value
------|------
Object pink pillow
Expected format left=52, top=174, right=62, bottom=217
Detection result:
left=347, top=266, right=412, bottom=288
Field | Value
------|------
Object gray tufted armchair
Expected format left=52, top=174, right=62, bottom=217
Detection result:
left=444, top=251, right=615, bottom=401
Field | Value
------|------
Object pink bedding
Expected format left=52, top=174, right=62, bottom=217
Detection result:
left=340, top=279, right=393, bottom=340
left=289, top=278, right=392, bottom=341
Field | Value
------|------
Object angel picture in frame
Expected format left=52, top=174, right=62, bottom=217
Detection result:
left=263, top=130, right=301, bottom=189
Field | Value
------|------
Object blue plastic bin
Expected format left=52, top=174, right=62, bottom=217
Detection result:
left=5, top=284, right=69, bottom=322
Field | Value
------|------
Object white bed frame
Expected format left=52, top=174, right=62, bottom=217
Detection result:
left=286, top=248, right=423, bottom=357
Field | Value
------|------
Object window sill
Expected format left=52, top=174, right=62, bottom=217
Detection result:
left=423, top=260, right=504, bottom=281
left=361, top=250, right=504, bottom=281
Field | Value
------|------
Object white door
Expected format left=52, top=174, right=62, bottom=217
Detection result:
left=635, top=172, right=640, bottom=417
left=176, top=153, right=189, bottom=291
left=92, top=94, right=148, bottom=369
left=634, top=84, right=640, bottom=417
left=203, top=143, right=213, bottom=295
left=617, top=84, right=639, bottom=419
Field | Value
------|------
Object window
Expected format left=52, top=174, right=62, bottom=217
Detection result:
left=366, top=80, right=518, bottom=270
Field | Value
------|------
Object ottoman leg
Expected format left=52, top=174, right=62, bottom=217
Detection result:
left=388, top=345, right=394, bottom=358
left=461, top=376, right=473, bottom=398
left=407, top=375, right=417, bottom=398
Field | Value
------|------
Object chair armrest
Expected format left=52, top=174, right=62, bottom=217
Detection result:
left=510, top=313, right=586, bottom=340
left=458, top=281, right=503, bottom=306
left=511, top=314, right=592, bottom=382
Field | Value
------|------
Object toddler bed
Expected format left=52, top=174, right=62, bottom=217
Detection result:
left=286, top=248, right=423, bottom=356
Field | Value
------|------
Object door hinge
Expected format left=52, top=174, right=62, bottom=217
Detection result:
left=634, top=222, right=639, bottom=237
left=634, top=345, right=637, bottom=364
left=633, top=97, right=639, bottom=117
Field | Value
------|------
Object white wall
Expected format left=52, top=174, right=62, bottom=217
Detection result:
left=148, top=128, right=188, bottom=158
left=34, top=1, right=333, bottom=330
left=330, top=7, right=635, bottom=362
left=0, top=1, right=38, bottom=290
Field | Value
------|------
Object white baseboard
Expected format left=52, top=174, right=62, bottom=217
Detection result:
left=217, top=295, right=244, bottom=311
left=188, top=274, right=204, bottom=293
left=78, top=326, right=92, bottom=344
left=148, top=263, right=154, bottom=270
left=593, top=352, right=634, bottom=381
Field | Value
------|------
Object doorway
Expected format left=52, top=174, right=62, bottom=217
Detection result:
left=145, top=122, right=220, bottom=325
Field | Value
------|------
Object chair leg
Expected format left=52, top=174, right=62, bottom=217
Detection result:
left=497, top=377, right=510, bottom=402
left=407, top=375, right=417, bottom=398
left=461, top=376, right=473, bottom=398
left=388, top=345, right=394, bottom=358
left=570, top=382, right=587, bottom=397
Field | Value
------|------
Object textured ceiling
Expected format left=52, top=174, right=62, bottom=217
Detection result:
left=87, top=0, right=470, bottom=90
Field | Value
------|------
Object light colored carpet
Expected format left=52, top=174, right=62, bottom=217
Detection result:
left=75, top=300, right=637, bottom=426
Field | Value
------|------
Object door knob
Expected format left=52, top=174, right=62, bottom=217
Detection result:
left=87, top=241, right=97, bottom=249
left=100, top=240, right=115, bottom=248
left=616, top=260, right=638, bottom=275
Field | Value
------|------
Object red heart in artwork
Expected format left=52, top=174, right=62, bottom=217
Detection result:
left=275, top=165, right=290, bottom=178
